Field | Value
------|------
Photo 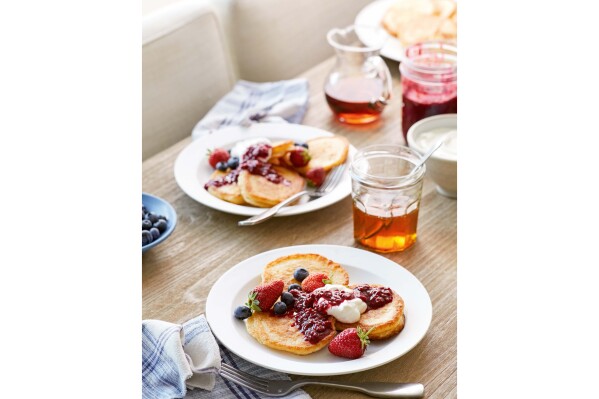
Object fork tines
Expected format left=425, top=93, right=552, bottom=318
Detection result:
left=219, top=363, right=269, bottom=393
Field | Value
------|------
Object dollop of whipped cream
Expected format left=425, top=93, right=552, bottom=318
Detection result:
left=313, top=284, right=367, bottom=323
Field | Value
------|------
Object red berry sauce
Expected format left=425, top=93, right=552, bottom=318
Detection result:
left=204, top=144, right=289, bottom=189
left=288, top=290, right=332, bottom=344
left=312, top=289, right=357, bottom=314
left=286, top=285, right=394, bottom=343
left=353, top=284, right=393, bottom=310
left=292, top=308, right=333, bottom=344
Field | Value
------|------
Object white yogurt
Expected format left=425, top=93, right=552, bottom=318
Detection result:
left=415, top=127, right=457, bottom=160
left=315, top=284, right=354, bottom=293
left=230, top=137, right=272, bottom=160
left=314, top=285, right=367, bottom=323
left=324, top=298, right=367, bottom=323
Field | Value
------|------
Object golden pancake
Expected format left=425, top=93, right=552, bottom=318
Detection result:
left=335, top=284, right=405, bottom=340
left=381, top=0, right=457, bottom=47
left=270, top=140, right=295, bottom=159
left=296, top=136, right=349, bottom=175
left=238, top=166, right=305, bottom=207
left=262, top=253, right=349, bottom=287
left=205, top=170, right=246, bottom=205
left=245, top=311, right=336, bottom=355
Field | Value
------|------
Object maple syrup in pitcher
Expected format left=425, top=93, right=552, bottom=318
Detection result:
left=325, top=25, right=391, bottom=124
left=350, top=145, right=424, bottom=253
left=325, top=77, right=387, bottom=124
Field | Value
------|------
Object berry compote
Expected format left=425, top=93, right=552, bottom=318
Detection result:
left=399, top=42, right=457, bottom=141
left=204, top=143, right=289, bottom=189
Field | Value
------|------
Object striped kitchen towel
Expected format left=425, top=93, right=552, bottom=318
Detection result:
left=142, top=314, right=311, bottom=399
left=191, top=79, right=309, bottom=140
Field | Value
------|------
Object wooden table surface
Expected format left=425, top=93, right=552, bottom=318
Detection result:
left=142, top=57, right=457, bottom=399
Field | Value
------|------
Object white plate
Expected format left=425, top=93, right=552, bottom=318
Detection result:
left=205, top=245, right=433, bottom=376
left=174, top=124, right=355, bottom=217
left=355, top=0, right=405, bottom=62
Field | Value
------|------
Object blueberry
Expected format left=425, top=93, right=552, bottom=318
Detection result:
left=281, top=292, right=295, bottom=307
left=216, top=161, right=228, bottom=171
left=142, top=204, right=147, bottom=214
left=234, top=305, right=252, bottom=320
left=158, top=214, right=167, bottom=221
left=294, top=142, right=309, bottom=149
left=142, top=230, right=153, bottom=246
left=227, top=157, right=239, bottom=169
left=293, top=268, right=309, bottom=282
left=147, top=212, right=159, bottom=223
left=154, top=219, right=168, bottom=233
left=288, top=283, right=302, bottom=291
left=150, top=227, right=161, bottom=240
left=142, top=209, right=145, bottom=220
left=273, top=302, right=287, bottom=315
left=142, top=219, right=152, bottom=230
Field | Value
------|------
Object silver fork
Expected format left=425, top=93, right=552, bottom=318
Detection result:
left=237, top=162, right=348, bottom=226
left=219, top=363, right=424, bottom=398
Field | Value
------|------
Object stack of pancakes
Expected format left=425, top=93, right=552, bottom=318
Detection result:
left=206, top=136, right=349, bottom=207
left=381, top=0, right=457, bottom=47
left=245, top=254, right=405, bottom=355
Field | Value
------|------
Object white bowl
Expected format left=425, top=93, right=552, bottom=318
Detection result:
left=407, top=114, right=457, bottom=198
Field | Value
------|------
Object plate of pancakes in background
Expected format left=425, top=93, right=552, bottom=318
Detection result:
left=355, top=0, right=457, bottom=62
left=205, top=245, right=433, bottom=376
left=174, top=123, right=356, bottom=216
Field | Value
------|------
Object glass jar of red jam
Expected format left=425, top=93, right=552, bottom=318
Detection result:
left=400, top=42, right=457, bottom=141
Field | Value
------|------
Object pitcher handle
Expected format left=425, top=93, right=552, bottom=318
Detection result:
left=368, top=55, right=393, bottom=108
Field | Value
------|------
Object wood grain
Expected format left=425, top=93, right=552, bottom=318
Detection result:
left=143, top=56, right=456, bottom=399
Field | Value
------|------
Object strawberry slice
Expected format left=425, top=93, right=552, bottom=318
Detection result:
left=288, top=147, right=311, bottom=167
left=246, top=280, right=284, bottom=312
left=328, top=326, right=374, bottom=359
left=207, top=148, right=230, bottom=169
left=306, top=167, right=326, bottom=187
left=301, top=272, right=331, bottom=293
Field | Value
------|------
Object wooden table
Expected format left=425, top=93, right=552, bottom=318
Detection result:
left=143, top=57, right=457, bottom=398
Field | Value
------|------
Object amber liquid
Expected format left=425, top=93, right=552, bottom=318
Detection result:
left=325, top=77, right=386, bottom=124
left=353, top=203, right=419, bottom=252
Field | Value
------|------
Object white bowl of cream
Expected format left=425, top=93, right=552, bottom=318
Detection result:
left=407, top=114, right=457, bottom=198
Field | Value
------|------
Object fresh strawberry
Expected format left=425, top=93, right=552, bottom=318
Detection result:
left=328, top=327, right=373, bottom=359
left=288, top=147, right=311, bottom=167
left=301, top=272, right=331, bottom=293
left=246, top=280, right=284, bottom=312
left=207, top=148, right=230, bottom=169
left=306, top=167, right=326, bottom=187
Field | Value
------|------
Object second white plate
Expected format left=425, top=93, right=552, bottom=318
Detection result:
left=174, top=124, right=355, bottom=217
left=205, top=245, right=433, bottom=376
left=355, top=0, right=405, bottom=62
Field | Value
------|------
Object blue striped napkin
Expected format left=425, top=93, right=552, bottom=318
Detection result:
left=191, top=79, right=310, bottom=140
left=142, top=315, right=311, bottom=399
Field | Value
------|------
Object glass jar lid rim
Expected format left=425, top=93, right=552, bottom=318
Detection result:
left=350, top=145, right=425, bottom=188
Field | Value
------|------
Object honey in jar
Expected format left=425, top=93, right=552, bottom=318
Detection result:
left=350, top=144, right=425, bottom=253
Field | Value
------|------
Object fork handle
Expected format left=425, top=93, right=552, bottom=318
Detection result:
left=237, top=190, right=307, bottom=226
left=291, top=381, right=424, bottom=398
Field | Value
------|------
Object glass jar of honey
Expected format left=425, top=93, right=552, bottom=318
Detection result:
left=350, top=144, right=425, bottom=253
left=400, top=42, right=457, bottom=141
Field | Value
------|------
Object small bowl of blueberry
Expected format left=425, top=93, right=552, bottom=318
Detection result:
left=142, top=192, right=177, bottom=253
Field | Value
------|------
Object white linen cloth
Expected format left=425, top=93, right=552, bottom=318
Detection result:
left=191, top=79, right=309, bottom=140
left=142, top=314, right=311, bottom=399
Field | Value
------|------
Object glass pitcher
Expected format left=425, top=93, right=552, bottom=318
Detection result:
left=325, top=25, right=392, bottom=125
